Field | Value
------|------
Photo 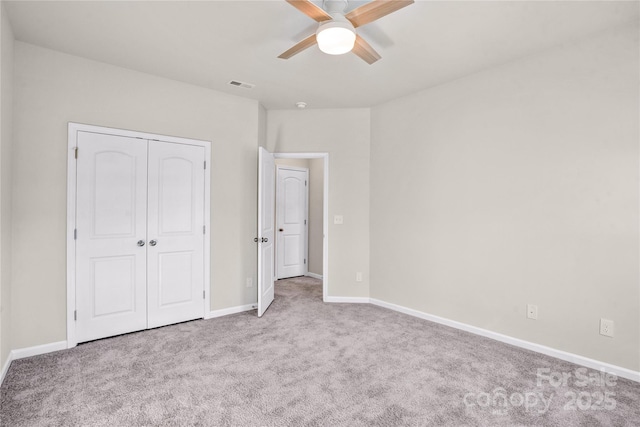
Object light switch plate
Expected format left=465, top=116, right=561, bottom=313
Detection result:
left=334, top=215, right=344, bottom=225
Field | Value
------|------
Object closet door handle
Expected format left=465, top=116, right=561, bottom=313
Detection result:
left=149, top=240, right=157, bottom=246
left=137, top=240, right=145, bottom=247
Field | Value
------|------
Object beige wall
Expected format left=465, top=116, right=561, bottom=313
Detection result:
left=370, top=24, right=639, bottom=370
left=274, top=158, right=324, bottom=276
left=12, top=42, right=260, bottom=349
left=266, top=109, right=370, bottom=298
left=0, top=2, right=14, bottom=368
left=308, top=158, right=324, bottom=276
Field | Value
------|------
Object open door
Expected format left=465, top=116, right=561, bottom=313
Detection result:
left=257, top=147, right=275, bottom=317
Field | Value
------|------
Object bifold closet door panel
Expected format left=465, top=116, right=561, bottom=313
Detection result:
left=146, top=141, right=206, bottom=328
left=75, top=132, right=149, bottom=343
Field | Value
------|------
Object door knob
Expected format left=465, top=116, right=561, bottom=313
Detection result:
left=137, top=240, right=145, bottom=247
left=279, top=228, right=284, bottom=232
left=262, top=237, right=268, bottom=243
left=149, top=240, right=157, bottom=246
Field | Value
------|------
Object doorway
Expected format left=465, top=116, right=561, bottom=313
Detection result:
left=257, top=150, right=329, bottom=317
left=274, top=153, right=328, bottom=298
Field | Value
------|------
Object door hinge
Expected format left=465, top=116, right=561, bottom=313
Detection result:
left=203, top=225, right=206, bottom=234
left=74, top=229, right=77, bottom=240
left=74, top=147, right=78, bottom=159
left=74, top=310, right=77, bottom=321
left=304, top=259, right=306, bottom=264
left=203, top=290, right=206, bottom=299
left=305, top=180, right=307, bottom=186
left=304, top=219, right=307, bottom=225
left=204, top=161, right=207, bottom=170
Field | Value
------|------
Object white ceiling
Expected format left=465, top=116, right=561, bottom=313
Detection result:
left=5, top=0, right=638, bottom=110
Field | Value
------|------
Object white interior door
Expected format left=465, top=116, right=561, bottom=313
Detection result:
left=147, top=141, right=205, bottom=328
left=257, top=147, right=275, bottom=317
left=75, top=131, right=148, bottom=343
left=276, top=167, right=308, bottom=279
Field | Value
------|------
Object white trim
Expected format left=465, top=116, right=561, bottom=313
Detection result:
left=2, top=340, right=69, bottom=385
left=369, top=298, right=640, bottom=383
left=205, top=304, right=256, bottom=319
left=66, top=125, right=78, bottom=348
left=12, top=341, right=68, bottom=360
left=203, top=140, right=212, bottom=317
left=324, top=296, right=370, bottom=304
left=306, top=272, right=323, bottom=280
left=273, top=153, right=329, bottom=302
left=0, top=353, right=12, bottom=386
left=67, top=122, right=212, bottom=348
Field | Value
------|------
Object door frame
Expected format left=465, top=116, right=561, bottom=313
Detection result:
left=273, top=153, right=329, bottom=301
left=275, top=165, right=309, bottom=280
left=66, top=122, right=212, bottom=348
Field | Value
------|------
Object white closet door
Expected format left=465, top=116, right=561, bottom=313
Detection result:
left=76, top=132, right=148, bottom=343
left=146, top=141, right=205, bottom=328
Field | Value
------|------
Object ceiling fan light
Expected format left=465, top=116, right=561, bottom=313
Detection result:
left=316, top=21, right=356, bottom=55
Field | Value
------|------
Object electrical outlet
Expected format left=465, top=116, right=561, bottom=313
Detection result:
left=356, top=272, right=363, bottom=282
left=334, top=215, right=344, bottom=225
left=246, top=277, right=253, bottom=288
left=600, top=318, right=614, bottom=337
left=527, top=304, right=538, bottom=320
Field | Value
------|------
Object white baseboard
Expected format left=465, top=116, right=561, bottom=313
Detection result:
left=369, top=298, right=640, bottom=383
left=306, top=272, right=323, bottom=280
left=324, top=296, right=370, bottom=304
left=12, top=341, right=68, bottom=360
left=0, top=352, right=13, bottom=386
left=2, top=340, right=68, bottom=385
left=205, top=304, right=255, bottom=319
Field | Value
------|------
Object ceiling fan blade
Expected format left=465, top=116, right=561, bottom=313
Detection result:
left=286, top=0, right=333, bottom=22
left=346, top=0, right=414, bottom=28
left=278, top=34, right=318, bottom=59
left=352, top=34, right=382, bottom=65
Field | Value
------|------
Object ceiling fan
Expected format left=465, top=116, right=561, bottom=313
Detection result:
left=278, top=0, right=414, bottom=64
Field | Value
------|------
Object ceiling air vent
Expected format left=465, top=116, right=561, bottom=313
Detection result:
left=228, top=80, right=255, bottom=90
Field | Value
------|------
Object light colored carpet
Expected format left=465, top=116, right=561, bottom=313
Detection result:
left=1, top=276, right=639, bottom=426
